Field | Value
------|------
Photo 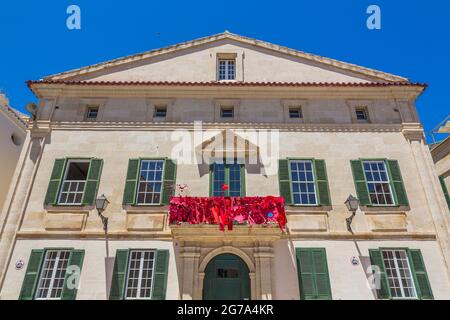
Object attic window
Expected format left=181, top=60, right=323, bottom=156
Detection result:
left=355, top=107, right=369, bottom=122
left=154, top=105, right=167, bottom=118
left=289, top=107, right=303, bottom=119
left=220, top=106, right=234, bottom=118
left=218, top=59, right=236, bottom=80
left=86, top=105, right=99, bottom=120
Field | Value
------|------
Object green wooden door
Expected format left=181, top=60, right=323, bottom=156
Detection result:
left=203, top=254, right=250, bottom=300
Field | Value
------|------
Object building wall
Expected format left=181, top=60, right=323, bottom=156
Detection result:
left=432, top=138, right=450, bottom=192
left=48, top=97, right=403, bottom=124
left=2, top=238, right=449, bottom=300
left=0, top=109, right=26, bottom=211
left=16, top=129, right=435, bottom=234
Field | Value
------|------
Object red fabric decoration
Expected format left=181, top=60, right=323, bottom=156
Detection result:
left=169, top=196, right=287, bottom=231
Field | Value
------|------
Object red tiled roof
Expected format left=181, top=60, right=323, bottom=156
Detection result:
left=27, top=80, right=427, bottom=89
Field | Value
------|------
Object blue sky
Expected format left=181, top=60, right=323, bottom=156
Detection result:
left=0, top=1, right=449, bottom=142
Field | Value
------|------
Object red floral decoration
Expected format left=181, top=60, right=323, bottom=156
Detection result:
left=169, top=196, right=287, bottom=231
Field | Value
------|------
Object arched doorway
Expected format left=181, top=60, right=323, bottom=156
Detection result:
left=203, top=253, right=251, bottom=300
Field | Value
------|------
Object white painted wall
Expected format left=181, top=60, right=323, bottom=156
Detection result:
left=75, top=40, right=373, bottom=83
left=0, top=109, right=27, bottom=212
left=2, top=239, right=449, bottom=300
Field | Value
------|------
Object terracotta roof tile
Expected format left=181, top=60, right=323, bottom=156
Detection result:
left=27, top=80, right=427, bottom=89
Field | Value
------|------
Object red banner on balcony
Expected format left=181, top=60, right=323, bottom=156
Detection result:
left=169, top=196, right=287, bottom=231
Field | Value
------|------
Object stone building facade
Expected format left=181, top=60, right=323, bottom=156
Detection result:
left=0, top=92, right=28, bottom=212
left=0, top=32, right=449, bottom=300
left=431, top=124, right=450, bottom=211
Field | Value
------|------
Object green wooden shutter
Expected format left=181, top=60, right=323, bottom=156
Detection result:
left=19, top=249, right=45, bottom=300
left=44, top=159, right=67, bottom=205
left=152, top=250, right=169, bottom=300
left=209, top=164, right=214, bottom=196
left=438, top=176, right=450, bottom=210
left=61, top=249, right=85, bottom=300
left=109, top=249, right=130, bottom=300
left=350, top=160, right=371, bottom=206
left=240, top=164, right=246, bottom=197
left=407, top=249, right=433, bottom=299
left=123, top=159, right=140, bottom=205
left=311, top=249, right=332, bottom=299
left=387, top=160, right=409, bottom=206
left=314, top=160, right=331, bottom=206
left=296, top=248, right=332, bottom=300
left=161, top=159, right=177, bottom=205
left=279, top=159, right=292, bottom=205
left=369, top=249, right=391, bottom=299
left=82, top=159, right=103, bottom=206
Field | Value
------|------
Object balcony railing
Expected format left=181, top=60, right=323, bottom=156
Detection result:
left=169, top=196, right=287, bottom=231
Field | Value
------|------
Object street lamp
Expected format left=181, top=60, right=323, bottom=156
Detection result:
left=345, top=195, right=359, bottom=233
left=95, top=194, right=110, bottom=257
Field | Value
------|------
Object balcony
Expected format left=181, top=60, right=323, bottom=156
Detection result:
left=169, top=196, right=287, bottom=231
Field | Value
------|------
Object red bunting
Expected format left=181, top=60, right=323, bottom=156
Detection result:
left=169, top=196, right=287, bottom=231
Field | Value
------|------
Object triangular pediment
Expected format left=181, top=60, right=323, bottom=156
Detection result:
left=196, top=130, right=259, bottom=163
left=41, top=32, right=408, bottom=84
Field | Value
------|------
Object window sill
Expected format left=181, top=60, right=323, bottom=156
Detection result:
left=362, top=205, right=410, bottom=213
left=45, top=205, right=93, bottom=214
left=285, top=205, right=332, bottom=214
left=123, top=204, right=168, bottom=213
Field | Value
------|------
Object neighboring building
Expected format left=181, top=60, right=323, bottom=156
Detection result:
left=0, top=32, right=449, bottom=300
left=431, top=121, right=450, bottom=210
left=0, top=92, right=28, bottom=212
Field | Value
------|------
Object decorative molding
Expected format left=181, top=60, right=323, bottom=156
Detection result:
left=402, top=124, right=425, bottom=142
left=213, top=98, right=241, bottom=122
left=14, top=229, right=437, bottom=241
left=79, top=98, right=107, bottom=122
left=29, top=83, right=425, bottom=101
left=171, top=225, right=283, bottom=242
left=146, top=98, right=176, bottom=122
left=346, top=99, right=375, bottom=124
left=281, top=99, right=309, bottom=123
left=41, top=120, right=406, bottom=133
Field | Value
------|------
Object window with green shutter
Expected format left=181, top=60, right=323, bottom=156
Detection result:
left=123, top=158, right=177, bottom=206
left=19, top=250, right=45, bottom=300
left=209, top=161, right=245, bottom=197
left=278, top=159, right=331, bottom=206
left=19, top=248, right=85, bottom=300
left=44, top=159, right=67, bottom=205
left=369, top=248, right=433, bottom=300
left=438, top=175, right=450, bottom=210
left=351, top=159, right=408, bottom=207
left=295, top=248, right=332, bottom=300
left=109, top=249, right=169, bottom=300
left=44, top=158, right=103, bottom=206
left=278, top=159, right=292, bottom=205
left=109, top=249, right=130, bottom=300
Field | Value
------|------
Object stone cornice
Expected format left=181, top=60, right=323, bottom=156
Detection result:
left=29, top=83, right=425, bottom=100
left=15, top=230, right=437, bottom=241
left=39, top=120, right=410, bottom=133
left=402, top=124, right=426, bottom=141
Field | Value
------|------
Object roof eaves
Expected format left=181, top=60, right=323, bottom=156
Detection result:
left=0, top=104, right=29, bottom=129
left=27, top=80, right=427, bottom=88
